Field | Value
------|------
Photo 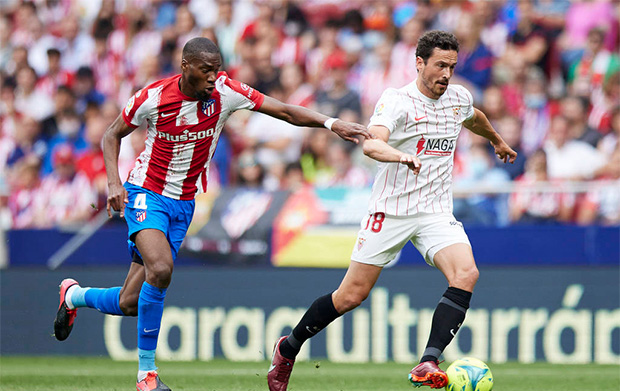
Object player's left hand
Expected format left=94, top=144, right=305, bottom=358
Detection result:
left=493, top=142, right=517, bottom=164
left=331, top=120, right=375, bottom=144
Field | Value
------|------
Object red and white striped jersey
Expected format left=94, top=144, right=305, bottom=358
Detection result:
left=367, top=81, right=474, bottom=216
left=122, top=72, right=264, bottom=200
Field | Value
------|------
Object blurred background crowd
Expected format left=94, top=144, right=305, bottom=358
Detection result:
left=0, top=0, right=618, bottom=230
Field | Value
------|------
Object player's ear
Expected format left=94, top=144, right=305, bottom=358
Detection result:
left=181, top=58, right=188, bottom=72
left=415, top=56, right=424, bottom=72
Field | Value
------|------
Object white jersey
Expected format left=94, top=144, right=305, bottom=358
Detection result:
left=367, top=80, right=474, bottom=216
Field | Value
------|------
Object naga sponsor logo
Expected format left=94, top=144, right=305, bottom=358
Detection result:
left=157, top=128, right=215, bottom=142
left=416, top=135, right=455, bottom=156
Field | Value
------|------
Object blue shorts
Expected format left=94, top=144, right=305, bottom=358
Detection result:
left=124, top=182, right=195, bottom=261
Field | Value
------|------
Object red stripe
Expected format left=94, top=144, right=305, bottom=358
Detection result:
left=433, top=166, right=442, bottom=213
left=439, top=166, right=445, bottom=213
left=424, top=101, right=428, bottom=134
left=375, top=168, right=389, bottom=212
left=143, top=135, right=172, bottom=195
left=447, top=89, right=455, bottom=133
left=409, top=93, right=419, bottom=130
left=201, top=167, right=208, bottom=191
left=410, top=172, right=418, bottom=215
left=404, top=112, right=409, bottom=133
left=425, top=165, right=433, bottom=212
left=442, top=90, right=450, bottom=134
left=142, top=82, right=183, bottom=195
left=181, top=89, right=222, bottom=195
left=390, top=164, right=399, bottom=214
left=399, top=169, right=410, bottom=216
left=390, top=164, right=399, bottom=196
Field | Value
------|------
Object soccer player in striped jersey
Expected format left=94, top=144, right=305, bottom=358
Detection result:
left=52, top=37, right=371, bottom=391
left=268, top=30, right=517, bottom=391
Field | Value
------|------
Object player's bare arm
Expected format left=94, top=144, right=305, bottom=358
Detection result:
left=103, top=114, right=136, bottom=218
left=362, top=125, right=421, bottom=174
left=463, top=108, right=517, bottom=164
left=257, top=95, right=373, bottom=144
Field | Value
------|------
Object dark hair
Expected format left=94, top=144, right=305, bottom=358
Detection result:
left=47, top=48, right=61, bottom=57
left=76, top=66, right=94, bottom=79
left=415, top=30, right=459, bottom=63
left=182, top=37, right=220, bottom=61
left=57, top=84, right=75, bottom=97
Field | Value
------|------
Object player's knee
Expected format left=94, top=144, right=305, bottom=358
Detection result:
left=467, top=266, right=480, bottom=285
left=454, top=265, right=479, bottom=290
left=119, top=294, right=138, bottom=316
left=145, top=262, right=173, bottom=288
left=336, top=291, right=368, bottom=313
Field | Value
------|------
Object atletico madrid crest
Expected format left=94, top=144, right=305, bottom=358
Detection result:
left=202, top=99, right=216, bottom=117
left=136, top=210, right=147, bottom=222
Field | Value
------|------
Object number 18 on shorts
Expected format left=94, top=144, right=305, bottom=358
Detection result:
left=351, top=212, right=471, bottom=267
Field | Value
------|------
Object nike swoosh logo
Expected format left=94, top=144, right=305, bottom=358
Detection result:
left=415, top=116, right=427, bottom=121
left=143, top=328, right=159, bottom=333
left=450, top=329, right=457, bottom=336
left=161, top=112, right=175, bottom=117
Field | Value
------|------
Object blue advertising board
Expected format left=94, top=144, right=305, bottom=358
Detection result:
left=7, top=225, right=620, bottom=267
left=2, top=267, right=618, bottom=364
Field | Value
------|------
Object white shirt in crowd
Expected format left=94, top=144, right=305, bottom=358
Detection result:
left=544, top=139, right=605, bottom=180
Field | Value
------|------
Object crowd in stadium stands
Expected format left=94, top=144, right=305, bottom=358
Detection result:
left=0, top=0, right=618, bottom=230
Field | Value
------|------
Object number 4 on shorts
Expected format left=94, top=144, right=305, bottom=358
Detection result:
left=134, top=193, right=148, bottom=209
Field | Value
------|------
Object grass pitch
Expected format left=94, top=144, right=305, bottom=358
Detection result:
left=0, top=356, right=618, bottom=391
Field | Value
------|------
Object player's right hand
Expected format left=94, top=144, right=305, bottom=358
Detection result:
left=400, top=154, right=421, bottom=174
left=107, top=182, right=129, bottom=218
left=331, top=120, right=375, bottom=144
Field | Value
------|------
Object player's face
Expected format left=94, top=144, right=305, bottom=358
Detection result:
left=416, top=48, right=457, bottom=99
left=181, top=52, right=222, bottom=101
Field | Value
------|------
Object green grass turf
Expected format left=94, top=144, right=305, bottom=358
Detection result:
left=0, top=356, right=618, bottom=391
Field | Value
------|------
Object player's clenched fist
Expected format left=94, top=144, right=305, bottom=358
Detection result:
left=400, top=154, right=421, bottom=174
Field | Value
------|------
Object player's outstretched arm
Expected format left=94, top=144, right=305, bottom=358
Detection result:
left=463, top=108, right=517, bottom=164
left=103, top=114, right=136, bottom=218
left=362, top=125, right=421, bottom=174
left=257, top=95, right=373, bottom=144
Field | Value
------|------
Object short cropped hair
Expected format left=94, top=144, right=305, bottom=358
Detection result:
left=416, top=30, right=459, bottom=63
left=182, top=37, right=220, bottom=61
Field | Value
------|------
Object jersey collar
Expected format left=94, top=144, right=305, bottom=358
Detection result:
left=410, top=79, right=441, bottom=104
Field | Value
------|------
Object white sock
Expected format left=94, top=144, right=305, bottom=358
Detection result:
left=64, top=285, right=78, bottom=309
left=138, top=370, right=156, bottom=382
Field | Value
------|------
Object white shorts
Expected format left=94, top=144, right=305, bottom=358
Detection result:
left=351, top=212, right=471, bottom=267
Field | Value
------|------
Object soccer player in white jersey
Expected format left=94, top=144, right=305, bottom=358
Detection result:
left=52, top=37, right=371, bottom=391
left=268, top=30, right=517, bottom=390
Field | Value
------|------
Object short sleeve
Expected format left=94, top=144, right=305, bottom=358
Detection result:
left=219, top=72, right=265, bottom=112
left=458, top=86, right=475, bottom=121
left=368, top=89, right=402, bottom=133
left=122, top=87, right=151, bottom=128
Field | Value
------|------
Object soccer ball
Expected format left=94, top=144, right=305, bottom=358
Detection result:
left=445, top=357, right=493, bottom=391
